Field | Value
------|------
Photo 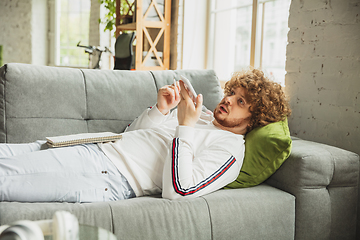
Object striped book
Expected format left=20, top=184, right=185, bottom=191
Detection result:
left=46, top=132, right=122, bottom=148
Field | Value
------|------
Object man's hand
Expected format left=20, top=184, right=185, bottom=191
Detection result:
left=177, top=80, right=203, bottom=127
left=156, top=81, right=181, bottom=115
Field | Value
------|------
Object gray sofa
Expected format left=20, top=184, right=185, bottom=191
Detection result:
left=0, top=63, right=358, bottom=240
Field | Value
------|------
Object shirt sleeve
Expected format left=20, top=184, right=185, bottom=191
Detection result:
left=161, top=126, right=242, bottom=200
left=125, top=105, right=175, bottom=132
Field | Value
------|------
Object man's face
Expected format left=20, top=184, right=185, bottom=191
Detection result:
left=213, top=87, right=252, bottom=135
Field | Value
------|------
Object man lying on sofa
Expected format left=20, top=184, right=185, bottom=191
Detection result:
left=0, top=68, right=291, bottom=202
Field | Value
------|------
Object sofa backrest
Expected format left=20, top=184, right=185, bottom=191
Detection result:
left=0, top=63, right=223, bottom=143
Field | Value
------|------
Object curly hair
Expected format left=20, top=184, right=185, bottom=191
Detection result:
left=224, top=68, right=291, bottom=134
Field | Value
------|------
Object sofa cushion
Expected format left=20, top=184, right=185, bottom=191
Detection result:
left=109, top=195, right=212, bottom=240
left=0, top=64, right=158, bottom=143
left=0, top=64, right=88, bottom=143
left=0, top=201, right=114, bottom=232
left=82, top=69, right=158, bottom=134
left=226, top=118, right=292, bottom=188
left=203, top=184, right=295, bottom=240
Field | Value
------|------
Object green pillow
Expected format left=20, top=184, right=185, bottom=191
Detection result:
left=225, top=118, right=292, bottom=188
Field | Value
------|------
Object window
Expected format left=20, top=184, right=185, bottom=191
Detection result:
left=50, top=0, right=91, bottom=67
left=207, top=0, right=291, bottom=85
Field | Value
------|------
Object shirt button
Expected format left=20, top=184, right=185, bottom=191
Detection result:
left=105, top=188, right=108, bottom=191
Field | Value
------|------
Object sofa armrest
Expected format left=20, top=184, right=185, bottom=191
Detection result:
left=266, top=137, right=359, bottom=240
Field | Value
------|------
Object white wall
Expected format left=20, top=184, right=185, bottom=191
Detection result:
left=285, top=0, right=360, bottom=156
left=181, top=0, right=208, bottom=69
left=0, top=0, right=48, bottom=65
left=89, top=0, right=101, bottom=47
left=0, top=0, right=112, bottom=68
left=32, top=0, right=48, bottom=65
left=0, top=0, right=33, bottom=64
left=89, top=0, right=114, bottom=69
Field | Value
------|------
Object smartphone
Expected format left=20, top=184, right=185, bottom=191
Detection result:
left=179, top=75, right=212, bottom=114
left=180, top=75, right=197, bottom=102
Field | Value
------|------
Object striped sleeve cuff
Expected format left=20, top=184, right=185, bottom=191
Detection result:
left=171, top=137, right=237, bottom=196
left=175, top=125, right=195, bottom=144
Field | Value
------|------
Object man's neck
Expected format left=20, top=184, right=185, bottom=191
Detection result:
left=212, top=120, right=247, bottom=135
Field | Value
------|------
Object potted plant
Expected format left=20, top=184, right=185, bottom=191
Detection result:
left=99, top=0, right=135, bottom=34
